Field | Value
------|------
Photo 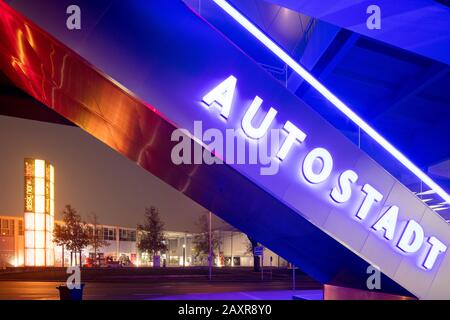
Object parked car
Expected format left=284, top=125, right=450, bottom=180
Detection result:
left=83, top=257, right=94, bottom=268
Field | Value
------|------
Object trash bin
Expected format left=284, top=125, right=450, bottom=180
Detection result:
left=56, top=284, right=85, bottom=300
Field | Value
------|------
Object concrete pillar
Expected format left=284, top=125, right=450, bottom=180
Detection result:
left=116, top=227, right=120, bottom=259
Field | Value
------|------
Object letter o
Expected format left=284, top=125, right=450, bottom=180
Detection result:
left=302, top=147, right=333, bottom=184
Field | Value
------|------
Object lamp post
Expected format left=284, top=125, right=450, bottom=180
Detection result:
left=182, top=244, right=186, bottom=268
left=184, top=231, right=188, bottom=267
left=292, top=263, right=296, bottom=291
left=230, top=231, right=234, bottom=267
left=208, top=211, right=212, bottom=280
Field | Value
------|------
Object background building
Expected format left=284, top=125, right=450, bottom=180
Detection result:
left=0, top=215, right=24, bottom=267
left=0, top=158, right=290, bottom=268
left=0, top=214, right=287, bottom=268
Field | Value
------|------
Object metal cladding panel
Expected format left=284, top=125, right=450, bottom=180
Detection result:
left=263, top=0, right=450, bottom=66
left=1, top=0, right=449, bottom=298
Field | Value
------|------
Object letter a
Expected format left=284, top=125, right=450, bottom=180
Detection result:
left=202, top=76, right=237, bottom=119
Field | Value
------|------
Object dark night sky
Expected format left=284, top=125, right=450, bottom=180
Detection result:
left=0, top=115, right=214, bottom=232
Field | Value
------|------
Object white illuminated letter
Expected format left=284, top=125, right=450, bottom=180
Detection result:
left=422, top=237, right=447, bottom=270
left=372, top=206, right=398, bottom=240
left=397, top=220, right=424, bottom=253
left=202, top=75, right=237, bottom=119
left=302, top=148, right=333, bottom=184
left=241, top=96, right=277, bottom=139
left=330, top=170, right=358, bottom=203
left=276, top=121, right=307, bottom=161
left=356, top=184, right=383, bottom=220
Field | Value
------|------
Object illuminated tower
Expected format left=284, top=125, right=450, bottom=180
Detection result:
left=24, top=159, right=55, bottom=266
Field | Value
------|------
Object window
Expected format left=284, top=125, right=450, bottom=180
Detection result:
left=168, top=239, right=178, bottom=255
left=103, top=227, right=116, bottom=240
left=169, top=256, right=179, bottom=265
left=18, top=220, right=23, bottom=236
left=88, top=227, right=102, bottom=239
left=96, top=228, right=103, bottom=239
left=0, top=219, right=14, bottom=236
left=119, top=229, right=136, bottom=242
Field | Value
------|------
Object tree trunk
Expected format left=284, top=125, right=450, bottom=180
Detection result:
left=79, top=250, right=82, bottom=268
left=70, top=251, right=73, bottom=266
left=61, top=246, right=64, bottom=268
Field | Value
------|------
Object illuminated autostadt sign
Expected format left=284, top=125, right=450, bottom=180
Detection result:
left=172, top=76, right=447, bottom=270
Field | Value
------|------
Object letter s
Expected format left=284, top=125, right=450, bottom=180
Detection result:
left=330, top=169, right=358, bottom=203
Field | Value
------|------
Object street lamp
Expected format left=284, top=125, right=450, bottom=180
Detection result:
left=183, top=230, right=188, bottom=267
left=208, top=211, right=212, bottom=280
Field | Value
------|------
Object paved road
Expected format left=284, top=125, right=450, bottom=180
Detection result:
left=0, top=280, right=322, bottom=300
left=154, top=290, right=324, bottom=300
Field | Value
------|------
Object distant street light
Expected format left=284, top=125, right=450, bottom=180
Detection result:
left=209, top=211, right=212, bottom=280
left=183, top=231, right=187, bottom=267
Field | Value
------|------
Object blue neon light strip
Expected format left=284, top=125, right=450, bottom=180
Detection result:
left=211, top=0, right=450, bottom=205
